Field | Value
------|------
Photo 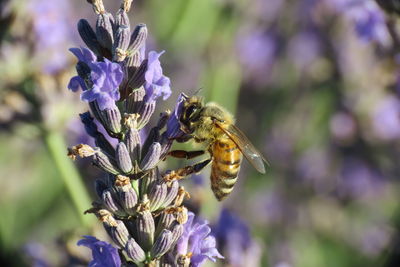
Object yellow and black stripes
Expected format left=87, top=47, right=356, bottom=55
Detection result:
left=210, top=138, right=242, bottom=201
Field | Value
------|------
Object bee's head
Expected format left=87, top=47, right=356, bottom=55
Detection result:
left=179, top=95, right=204, bottom=133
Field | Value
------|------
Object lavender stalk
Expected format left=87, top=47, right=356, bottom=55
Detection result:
left=66, top=0, right=223, bottom=266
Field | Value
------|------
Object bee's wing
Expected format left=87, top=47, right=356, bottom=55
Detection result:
left=215, top=122, right=268, bottom=174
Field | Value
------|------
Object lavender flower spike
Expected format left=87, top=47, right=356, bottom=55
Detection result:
left=81, top=59, right=124, bottom=110
left=175, top=212, right=224, bottom=267
left=144, top=51, right=172, bottom=102
left=77, top=235, right=121, bottom=267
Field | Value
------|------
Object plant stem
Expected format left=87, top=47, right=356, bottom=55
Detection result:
left=44, top=130, right=95, bottom=227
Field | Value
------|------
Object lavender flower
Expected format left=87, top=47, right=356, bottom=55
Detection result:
left=144, top=51, right=172, bottom=102
left=174, top=212, right=224, bottom=267
left=30, top=0, right=73, bottom=74
left=68, top=47, right=124, bottom=110
left=77, top=236, right=121, bottom=267
left=81, top=59, right=124, bottom=110
left=213, top=209, right=261, bottom=267
left=237, top=29, right=278, bottom=85
left=331, top=0, right=390, bottom=46
left=67, top=1, right=224, bottom=266
left=371, top=95, right=400, bottom=141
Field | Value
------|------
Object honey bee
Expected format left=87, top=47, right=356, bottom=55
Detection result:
left=178, top=94, right=267, bottom=201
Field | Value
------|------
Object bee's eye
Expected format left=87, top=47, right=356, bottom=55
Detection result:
left=186, top=105, right=198, bottom=119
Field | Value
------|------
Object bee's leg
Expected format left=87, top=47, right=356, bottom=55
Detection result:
left=167, top=150, right=205, bottom=159
left=163, top=158, right=212, bottom=182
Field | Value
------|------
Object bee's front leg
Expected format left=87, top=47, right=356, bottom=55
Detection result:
left=163, top=158, right=212, bottom=182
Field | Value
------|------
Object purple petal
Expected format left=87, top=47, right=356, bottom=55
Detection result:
left=77, top=235, right=121, bottom=267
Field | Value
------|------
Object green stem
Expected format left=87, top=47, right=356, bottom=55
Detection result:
left=44, top=130, right=95, bottom=227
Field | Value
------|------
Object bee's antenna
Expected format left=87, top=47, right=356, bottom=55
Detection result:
left=193, top=87, right=203, bottom=96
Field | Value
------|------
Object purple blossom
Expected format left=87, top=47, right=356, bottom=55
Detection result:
left=213, top=209, right=261, bottom=267
left=81, top=59, right=124, bottom=110
left=337, top=157, right=384, bottom=199
left=333, top=0, right=390, bottom=46
left=68, top=47, right=97, bottom=92
left=68, top=47, right=123, bottom=110
left=237, top=29, right=278, bottom=85
left=77, top=236, right=121, bottom=267
left=176, top=212, right=224, bottom=267
left=69, top=47, right=97, bottom=63
left=24, top=242, right=49, bottom=267
left=287, top=30, right=321, bottom=72
left=371, top=95, right=400, bottom=141
left=144, top=51, right=172, bottom=102
left=330, top=112, right=357, bottom=143
left=30, top=0, right=73, bottom=74
left=165, top=93, right=187, bottom=139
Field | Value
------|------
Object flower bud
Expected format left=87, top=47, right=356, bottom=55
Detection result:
left=150, top=229, right=173, bottom=258
left=128, top=24, right=147, bottom=53
left=137, top=101, right=156, bottom=129
left=126, top=59, right=147, bottom=89
left=115, top=175, right=138, bottom=214
left=80, top=112, right=115, bottom=156
left=101, top=107, right=122, bottom=135
left=148, top=181, right=168, bottom=211
left=116, top=142, right=133, bottom=173
left=115, top=8, right=130, bottom=28
left=140, top=142, right=161, bottom=171
left=96, top=12, right=114, bottom=50
left=125, top=128, right=141, bottom=162
left=155, top=212, right=175, bottom=237
left=93, top=151, right=120, bottom=174
left=125, top=86, right=145, bottom=114
left=113, top=25, right=131, bottom=62
left=126, top=51, right=142, bottom=67
left=170, top=222, right=184, bottom=245
left=102, top=189, right=125, bottom=216
left=142, top=127, right=160, bottom=157
left=140, top=168, right=159, bottom=196
left=125, top=238, right=146, bottom=262
left=105, top=220, right=130, bottom=248
left=77, top=19, right=101, bottom=56
left=162, top=181, right=179, bottom=208
left=136, top=209, right=155, bottom=250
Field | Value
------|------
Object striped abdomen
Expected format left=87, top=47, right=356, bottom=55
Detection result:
left=210, top=138, right=242, bottom=201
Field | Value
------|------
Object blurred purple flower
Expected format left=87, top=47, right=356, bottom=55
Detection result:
left=337, top=157, right=384, bottom=199
left=359, top=224, right=391, bottom=256
left=24, top=242, right=49, bottom=267
left=77, top=236, right=121, bottom=267
left=330, top=112, right=357, bottom=143
left=176, top=212, right=223, bottom=267
left=144, top=51, right=171, bottom=102
left=288, top=30, right=321, bottom=72
left=81, top=59, right=124, bottom=110
left=333, top=0, right=390, bottom=46
left=237, top=29, right=278, bottom=85
left=30, top=0, right=73, bottom=74
left=213, top=209, right=262, bottom=267
left=295, top=148, right=331, bottom=193
left=371, top=95, right=400, bottom=141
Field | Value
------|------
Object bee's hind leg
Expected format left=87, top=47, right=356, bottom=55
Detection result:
left=167, top=150, right=205, bottom=159
left=163, top=158, right=212, bottom=182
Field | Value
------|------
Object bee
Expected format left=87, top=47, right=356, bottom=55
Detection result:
left=178, top=94, right=267, bottom=201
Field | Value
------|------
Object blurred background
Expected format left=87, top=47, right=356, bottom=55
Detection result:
left=2, top=0, right=400, bottom=266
